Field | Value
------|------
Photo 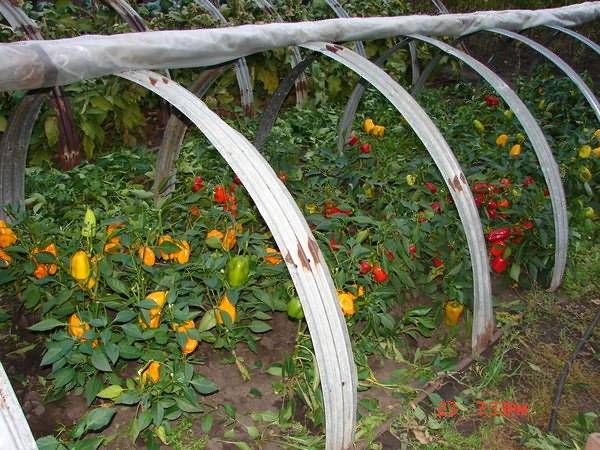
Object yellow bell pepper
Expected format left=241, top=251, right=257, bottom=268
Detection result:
left=138, top=246, right=156, bottom=266
left=173, top=320, right=198, bottom=355
left=70, top=251, right=91, bottom=282
left=495, top=134, right=509, bottom=147
left=0, top=220, right=17, bottom=249
left=444, top=300, right=464, bottom=326
left=579, top=145, right=592, bottom=159
left=337, top=290, right=357, bottom=316
left=67, top=313, right=91, bottom=341
left=141, top=361, right=161, bottom=384
left=222, top=228, right=237, bottom=251
left=363, top=118, right=375, bottom=134
left=509, top=144, right=522, bottom=157
left=174, top=240, right=190, bottom=264
left=216, top=295, right=237, bottom=324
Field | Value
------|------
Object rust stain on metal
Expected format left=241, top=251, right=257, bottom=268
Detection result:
left=326, top=44, right=340, bottom=53
left=460, top=173, right=467, bottom=185
left=0, top=391, right=6, bottom=410
left=448, top=175, right=463, bottom=192
left=162, top=77, right=169, bottom=84
left=307, top=239, right=321, bottom=265
left=149, top=77, right=158, bottom=86
left=284, top=252, right=296, bottom=267
left=297, top=242, right=311, bottom=270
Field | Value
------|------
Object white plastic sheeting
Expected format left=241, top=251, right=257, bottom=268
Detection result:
left=0, top=362, right=37, bottom=450
left=1, top=3, right=599, bottom=91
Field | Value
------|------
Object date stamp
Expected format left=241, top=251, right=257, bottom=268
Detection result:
left=435, top=400, right=529, bottom=418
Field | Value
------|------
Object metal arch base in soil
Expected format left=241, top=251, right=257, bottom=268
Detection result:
left=253, top=0, right=308, bottom=106
left=0, top=0, right=81, bottom=171
left=337, top=39, right=412, bottom=151
left=193, top=0, right=254, bottom=116
left=153, top=65, right=230, bottom=199
left=119, top=70, right=357, bottom=450
left=0, top=94, right=45, bottom=222
left=545, top=25, right=600, bottom=55
left=409, top=34, right=568, bottom=292
left=484, top=28, right=600, bottom=123
left=254, top=54, right=318, bottom=150
left=301, top=42, right=493, bottom=355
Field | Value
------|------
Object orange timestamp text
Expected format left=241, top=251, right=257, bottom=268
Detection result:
left=435, top=400, right=529, bottom=418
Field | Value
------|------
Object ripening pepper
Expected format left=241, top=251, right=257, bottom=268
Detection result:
left=579, top=166, right=592, bottom=182
left=104, top=223, right=124, bottom=253
left=579, top=145, right=592, bottom=159
left=140, top=291, right=168, bottom=329
left=138, top=246, right=156, bottom=266
left=67, top=313, right=91, bottom=341
left=351, top=284, right=365, bottom=298
left=205, top=229, right=224, bottom=249
left=173, top=320, right=198, bottom=355
left=496, top=134, right=509, bottom=147
left=216, top=295, right=237, bottom=324
left=158, top=235, right=175, bottom=260
left=174, top=240, right=190, bottom=264
left=487, top=227, right=511, bottom=242
left=406, top=174, right=417, bottom=186
left=372, top=125, right=385, bottom=137
left=594, top=129, right=600, bottom=139
left=491, top=256, right=508, bottom=273
left=509, top=144, right=522, bottom=157
left=583, top=207, right=596, bottom=219
left=473, top=119, right=485, bottom=132
left=33, top=264, right=49, bottom=279
left=214, top=185, right=228, bottom=204
left=337, top=290, right=357, bottom=316
left=305, top=203, right=319, bottom=215
left=0, top=220, right=17, bottom=249
left=32, top=243, right=58, bottom=278
left=222, top=228, right=237, bottom=251
left=592, top=147, right=600, bottom=158
left=70, top=250, right=91, bottom=282
left=363, top=118, right=375, bottom=134
left=0, top=249, right=11, bottom=267
left=504, top=110, right=514, bottom=119
left=227, top=256, right=250, bottom=287
left=444, top=301, right=464, bottom=326
left=141, top=361, right=161, bottom=384
left=264, top=247, right=282, bottom=264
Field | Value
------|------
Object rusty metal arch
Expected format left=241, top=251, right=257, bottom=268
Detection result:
left=0, top=0, right=81, bottom=172
left=484, top=28, right=600, bottom=123
left=337, top=39, right=411, bottom=151
left=254, top=54, right=318, bottom=150
left=254, top=0, right=307, bottom=105
left=409, top=34, right=569, bottom=292
left=119, top=70, right=357, bottom=450
left=0, top=94, right=45, bottom=221
left=324, top=0, right=420, bottom=146
left=194, top=0, right=254, bottom=115
left=153, top=65, right=230, bottom=197
left=301, top=42, right=493, bottom=355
